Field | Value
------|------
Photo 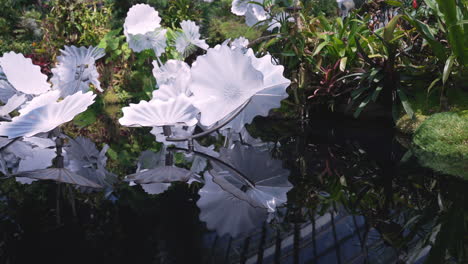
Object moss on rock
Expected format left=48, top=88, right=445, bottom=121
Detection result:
left=412, top=112, right=468, bottom=178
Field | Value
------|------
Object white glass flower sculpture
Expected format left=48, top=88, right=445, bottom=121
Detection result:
left=221, top=49, right=290, bottom=132
left=124, top=4, right=167, bottom=55
left=119, top=94, right=199, bottom=127
left=197, top=171, right=268, bottom=237
left=51, top=46, right=105, bottom=97
left=174, top=20, right=209, bottom=57
left=0, top=94, right=27, bottom=117
left=152, top=60, right=192, bottom=101
left=189, top=44, right=264, bottom=127
left=211, top=142, right=292, bottom=212
left=231, top=0, right=267, bottom=26
left=152, top=59, right=191, bottom=87
left=0, top=91, right=96, bottom=138
left=0, top=52, right=51, bottom=96
left=230, top=37, right=249, bottom=50
left=0, top=66, right=17, bottom=103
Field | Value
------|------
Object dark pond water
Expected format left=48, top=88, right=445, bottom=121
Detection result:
left=1, top=113, right=467, bottom=264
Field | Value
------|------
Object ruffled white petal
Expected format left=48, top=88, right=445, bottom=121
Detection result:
left=119, top=94, right=199, bottom=127
left=190, top=44, right=264, bottom=126
left=152, top=59, right=191, bottom=88
left=0, top=94, right=27, bottom=116
left=126, top=28, right=167, bottom=54
left=124, top=4, right=161, bottom=35
left=18, top=90, right=61, bottom=115
left=0, top=91, right=96, bottom=138
left=175, top=20, right=209, bottom=57
left=51, top=46, right=105, bottom=97
left=0, top=52, right=50, bottom=95
left=223, top=49, right=290, bottom=132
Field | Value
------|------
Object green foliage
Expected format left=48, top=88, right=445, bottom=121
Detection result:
left=38, top=0, right=112, bottom=58
left=0, top=1, right=42, bottom=54
left=207, top=18, right=262, bottom=44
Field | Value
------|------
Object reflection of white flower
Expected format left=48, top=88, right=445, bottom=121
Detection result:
left=221, top=127, right=276, bottom=152
left=51, top=46, right=105, bottom=97
left=0, top=137, right=55, bottom=184
left=197, top=171, right=268, bottom=237
left=150, top=125, right=195, bottom=148
left=0, top=52, right=50, bottom=96
left=65, top=136, right=116, bottom=189
left=222, top=49, right=290, bottom=132
left=174, top=20, right=209, bottom=57
left=128, top=149, right=195, bottom=195
left=15, top=168, right=102, bottom=188
left=0, top=91, right=96, bottom=138
left=124, top=4, right=167, bottom=54
left=119, top=94, right=199, bottom=127
left=190, top=44, right=264, bottom=127
left=212, top=142, right=292, bottom=212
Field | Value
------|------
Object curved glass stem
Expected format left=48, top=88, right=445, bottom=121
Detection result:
left=167, top=146, right=256, bottom=189
left=166, top=99, right=250, bottom=142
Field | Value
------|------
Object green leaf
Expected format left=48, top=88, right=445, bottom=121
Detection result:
left=73, top=109, right=97, bottom=127
left=313, top=41, right=328, bottom=56
left=436, top=0, right=467, bottom=65
left=383, top=15, right=402, bottom=43
left=385, top=0, right=403, bottom=7
left=281, top=52, right=296, bottom=57
left=397, top=88, right=414, bottom=118
left=427, top=77, right=441, bottom=95
left=339, top=57, right=347, bottom=72
left=443, top=55, right=455, bottom=84
left=107, top=148, right=118, bottom=160
left=353, top=94, right=372, bottom=118
left=371, top=86, right=383, bottom=102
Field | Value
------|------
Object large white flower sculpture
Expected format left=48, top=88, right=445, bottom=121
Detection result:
left=51, top=46, right=105, bottom=97
left=0, top=91, right=96, bottom=138
left=189, top=44, right=264, bottom=127
left=197, top=171, right=268, bottom=237
left=119, top=94, right=199, bottom=127
left=124, top=4, right=167, bottom=55
left=222, top=48, right=290, bottom=132
left=174, top=20, right=209, bottom=57
left=0, top=52, right=51, bottom=96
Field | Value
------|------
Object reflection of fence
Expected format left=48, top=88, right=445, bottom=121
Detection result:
left=202, top=209, right=429, bottom=264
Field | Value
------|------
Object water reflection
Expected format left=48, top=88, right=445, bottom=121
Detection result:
left=1, top=117, right=468, bottom=263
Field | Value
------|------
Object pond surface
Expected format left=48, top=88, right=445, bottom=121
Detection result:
left=1, top=113, right=467, bottom=264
